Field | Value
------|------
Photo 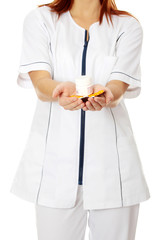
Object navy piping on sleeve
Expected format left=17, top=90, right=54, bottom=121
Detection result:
left=110, top=71, right=140, bottom=81
left=78, top=29, right=89, bottom=185
left=20, top=61, right=51, bottom=68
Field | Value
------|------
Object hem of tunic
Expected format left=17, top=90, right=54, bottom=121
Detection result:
left=83, top=192, right=151, bottom=210
left=10, top=186, right=150, bottom=210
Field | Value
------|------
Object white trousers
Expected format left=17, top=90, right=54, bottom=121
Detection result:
left=35, top=185, right=140, bottom=240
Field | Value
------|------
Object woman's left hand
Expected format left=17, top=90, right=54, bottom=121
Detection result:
left=82, top=84, right=114, bottom=111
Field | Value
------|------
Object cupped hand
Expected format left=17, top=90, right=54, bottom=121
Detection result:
left=52, top=81, right=85, bottom=111
left=82, top=84, right=114, bottom=111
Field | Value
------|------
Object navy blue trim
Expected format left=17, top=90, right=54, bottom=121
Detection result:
left=78, top=29, right=89, bottom=185
left=111, top=71, right=140, bottom=81
left=20, top=61, right=51, bottom=67
left=36, top=102, right=52, bottom=203
left=78, top=109, right=86, bottom=184
left=81, top=31, right=89, bottom=75
left=110, top=108, right=123, bottom=206
left=116, top=32, right=125, bottom=43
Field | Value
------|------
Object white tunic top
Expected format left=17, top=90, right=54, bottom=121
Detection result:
left=10, top=6, right=150, bottom=209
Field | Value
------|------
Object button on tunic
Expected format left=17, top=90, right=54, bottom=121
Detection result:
left=10, top=6, right=150, bottom=209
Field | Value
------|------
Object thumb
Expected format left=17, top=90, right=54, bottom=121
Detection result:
left=52, top=85, right=64, bottom=98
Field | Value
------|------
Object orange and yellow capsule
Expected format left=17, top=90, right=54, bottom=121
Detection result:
left=70, top=90, right=105, bottom=99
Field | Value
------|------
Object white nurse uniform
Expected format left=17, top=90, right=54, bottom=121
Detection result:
left=10, top=6, right=150, bottom=210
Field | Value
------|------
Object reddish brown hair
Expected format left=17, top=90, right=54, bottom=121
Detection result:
left=38, top=0, right=137, bottom=26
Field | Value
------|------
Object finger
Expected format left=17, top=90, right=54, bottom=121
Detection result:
left=71, top=102, right=85, bottom=111
left=94, top=96, right=106, bottom=107
left=61, top=96, right=78, bottom=106
left=52, top=86, right=64, bottom=98
left=82, top=106, right=89, bottom=111
left=63, top=98, right=83, bottom=110
left=86, top=99, right=96, bottom=111
left=88, top=97, right=102, bottom=110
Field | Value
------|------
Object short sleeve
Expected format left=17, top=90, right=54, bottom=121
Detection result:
left=17, top=8, right=52, bottom=88
left=107, top=17, right=143, bottom=98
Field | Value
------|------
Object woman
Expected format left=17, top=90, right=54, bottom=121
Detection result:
left=10, top=0, right=150, bottom=239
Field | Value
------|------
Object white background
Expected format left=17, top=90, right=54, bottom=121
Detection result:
left=0, top=0, right=159, bottom=239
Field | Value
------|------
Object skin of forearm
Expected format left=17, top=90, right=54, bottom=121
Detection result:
left=35, top=77, right=62, bottom=102
left=105, top=80, right=129, bottom=107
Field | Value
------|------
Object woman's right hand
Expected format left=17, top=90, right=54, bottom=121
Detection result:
left=52, top=81, right=85, bottom=111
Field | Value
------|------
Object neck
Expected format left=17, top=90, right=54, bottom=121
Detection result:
left=70, top=0, right=101, bottom=19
